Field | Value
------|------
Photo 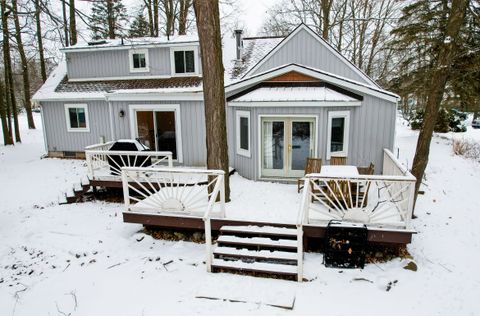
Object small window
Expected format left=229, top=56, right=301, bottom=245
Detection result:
left=236, top=110, right=250, bottom=157
left=171, top=47, right=198, bottom=75
left=327, top=111, right=349, bottom=159
left=65, top=104, right=89, bottom=132
left=129, top=49, right=149, bottom=72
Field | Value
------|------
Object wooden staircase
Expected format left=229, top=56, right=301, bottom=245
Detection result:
left=59, top=177, right=92, bottom=204
left=211, top=225, right=302, bottom=281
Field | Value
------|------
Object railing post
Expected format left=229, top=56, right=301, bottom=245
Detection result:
left=86, top=152, right=94, bottom=179
left=204, top=218, right=212, bottom=272
left=121, top=168, right=130, bottom=212
left=406, top=181, right=416, bottom=227
left=219, top=175, right=225, bottom=218
left=168, top=154, right=173, bottom=168
left=297, top=225, right=303, bottom=282
left=302, top=178, right=311, bottom=224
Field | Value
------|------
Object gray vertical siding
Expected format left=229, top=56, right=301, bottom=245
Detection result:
left=251, top=28, right=370, bottom=85
left=41, top=100, right=112, bottom=152
left=227, top=95, right=396, bottom=180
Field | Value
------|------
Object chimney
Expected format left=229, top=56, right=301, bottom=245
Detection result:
left=234, top=29, right=243, bottom=61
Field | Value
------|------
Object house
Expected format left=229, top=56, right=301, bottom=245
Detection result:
left=33, top=24, right=399, bottom=181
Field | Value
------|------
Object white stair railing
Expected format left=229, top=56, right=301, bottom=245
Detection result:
left=86, top=149, right=173, bottom=180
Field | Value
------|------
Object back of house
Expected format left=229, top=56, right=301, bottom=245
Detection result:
left=33, top=24, right=399, bottom=181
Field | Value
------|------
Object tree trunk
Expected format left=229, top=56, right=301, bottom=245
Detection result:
left=12, top=0, right=35, bottom=129
left=320, top=0, right=332, bottom=40
left=411, top=0, right=469, bottom=213
left=107, top=0, right=116, bottom=39
left=0, top=79, right=13, bottom=145
left=62, top=0, right=69, bottom=46
left=193, top=0, right=230, bottom=201
left=154, top=0, right=159, bottom=36
left=164, top=0, right=174, bottom=36
left=69, top=0, right=77, bottom=45
left=178, top=0, right=191, bottom=35
left=144, top=0, right=155, bottom=36
left=1, top=0, right=20, bottom=143
left=35, top=0, right=47, bottom=82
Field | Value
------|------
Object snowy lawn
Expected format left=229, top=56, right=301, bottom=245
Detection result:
left=1, top=113, right=480, bottom=315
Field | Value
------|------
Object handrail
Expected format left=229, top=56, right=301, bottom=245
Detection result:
left=84, top=141, right=115, bottom=150
left=305, top=173, right=416, bottom=182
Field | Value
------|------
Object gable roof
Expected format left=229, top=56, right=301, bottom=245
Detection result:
left=226, top=63, right=399, bottom=103
left=243, top=24, right=380, bottom=88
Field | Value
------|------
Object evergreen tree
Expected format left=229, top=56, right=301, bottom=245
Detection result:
left=129, top=10, right=150, bottom=38
left=90, top=0, right=128, bottom=40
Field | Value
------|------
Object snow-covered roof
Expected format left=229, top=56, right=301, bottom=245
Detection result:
left=61, top=35, right=199, bottom=52
left=229, top=86, right=360, bottom=103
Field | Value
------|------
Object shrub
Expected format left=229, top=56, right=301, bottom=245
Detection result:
left=453, top=138, right=480, bottom=161
left=408, top=107, right=467, bottom=133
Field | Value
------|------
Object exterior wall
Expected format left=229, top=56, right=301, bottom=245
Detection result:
left=251, top=28, right=370, bottom=85
left=66, top=48, right=171, bottom=79
left=227, top=94, right=396, bottom=180
left=41, top=99, right=207, bottom=167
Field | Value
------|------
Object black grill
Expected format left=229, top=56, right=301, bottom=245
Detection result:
left=323, top=220, right=368, bottom=269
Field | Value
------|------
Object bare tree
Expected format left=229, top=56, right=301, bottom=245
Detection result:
left=178, top=0, right=191, bottom=35
left=193, top=0, right=231, bottom=200
left=69, top=0, right=77, bottom=45
left=12, top=0, right=35, bottom=129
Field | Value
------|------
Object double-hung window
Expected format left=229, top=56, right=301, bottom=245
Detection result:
left=236, top=110, right=250, bottom=157
left=129, top=49, right=149, bottom=72
left=171, top=47, right=198, bottom=75
left=65, top=104, right=89, bottom=132
left=327, top=111, right=350, bottom=159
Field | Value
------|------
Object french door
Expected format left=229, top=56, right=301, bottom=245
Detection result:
left=261, top=117, right=316, bottom=178
left=135, top=110, right=178, bottom=159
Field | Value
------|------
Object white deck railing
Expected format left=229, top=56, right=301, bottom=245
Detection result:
left=120, top=167, right=225, bottom=273
left=298, top=149, right=416, bottom=231
left=85, top=144, right=173, bottom=180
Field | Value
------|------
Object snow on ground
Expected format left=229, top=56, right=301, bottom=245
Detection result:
left=1, top=113, right=480, bottom=315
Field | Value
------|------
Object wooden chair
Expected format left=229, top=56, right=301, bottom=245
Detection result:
left=357, top=162, right=375, bottom=175
left=297, top=158, right=322, bottom=193
left=330, top=156, right=347, bottom=165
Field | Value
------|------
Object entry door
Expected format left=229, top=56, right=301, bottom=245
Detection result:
left=136, top=110, right=178, bottom=159
left=261, top=117, right=316, bottom=178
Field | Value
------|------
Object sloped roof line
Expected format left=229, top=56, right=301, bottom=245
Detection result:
left=242, top=23, right=380, bottom=88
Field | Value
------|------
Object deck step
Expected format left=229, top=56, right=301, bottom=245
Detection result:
left=213, top=246, right=297, bottom=261
left=217, top=235, right=297, bottom=250
left=58, top=193, right=68, bottom=205
left=220, top=225, right=298, bottom=238
left=212, top=258, right=298, bottom=276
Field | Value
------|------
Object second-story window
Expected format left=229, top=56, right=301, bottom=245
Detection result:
left=171, top=47, right=198, bottom=75
left=129, top=49, right=149, bottom=73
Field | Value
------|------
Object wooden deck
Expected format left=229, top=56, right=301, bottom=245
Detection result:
left=123, top=212, right=415, bottom=244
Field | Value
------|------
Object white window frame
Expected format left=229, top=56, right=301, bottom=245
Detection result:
left=236, top=110, right=251, bottom=158
left=129, top=49, right=150, bottom=73
left=327, top=111, right=350, bottom=159
left=170, top=46, right=199, bottom=76
left=64, top=104, right=90, bottom=132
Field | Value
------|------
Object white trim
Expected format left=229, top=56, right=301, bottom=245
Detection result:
left=64, top=103, right=90, bottom=132
left=60, top=41, right=200, bottom=53
left=226, top=64, right=399, bottom=103
left=107, top=99, right=115, bottom=141
left=244, top=24, right=379, bottom=88
left=257, top=114, right=319, bottom=180
left=326, top=110, right=350, bottom=160
left=39, top=104, right=49, bottom=153
left=105, top=92, right=203, bottom=101
left=129, top=48, right=150, bottom=73
left=170, top=46, right=199, bottom=77
left=235, top=110, right=251, bottom=158
left=68, top=75, right=172, bottom=82
left=128, top=104, right=183, bottom=163
left=228, top=101, right=361, bottom=107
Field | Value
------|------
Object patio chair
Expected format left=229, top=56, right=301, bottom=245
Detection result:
left=297, top=157, right=322, bottom=193
left=330, top=156, right=347, bottom=165
left=357, top=162, right=375, bottom=175
left=353, top=163, right=375, bottom=207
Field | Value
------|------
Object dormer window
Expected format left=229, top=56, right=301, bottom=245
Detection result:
left=129, top=49, right=149, bottom=73
left=170, top=46, right=199, bottom=76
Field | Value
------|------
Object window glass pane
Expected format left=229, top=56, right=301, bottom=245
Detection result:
left=330, top=117, right=345, bottom=152
left=174, top=51, right=185, bottom=73
left=69, top=108, right=78, bottom=128
left=239, top=116, right=249, bottom=150
left=77, top=108, right=86, bottom=128
left=155, top=111, right=177, bottom=159
left=291, top=121, right=312, bottom=170
left=185, top=50, right=195, bottom=73
left=133, top=53, right=146, bottom=69
left=263, top=121, right=284, bottom=169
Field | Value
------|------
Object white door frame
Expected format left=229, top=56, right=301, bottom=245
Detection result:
left=129, top=104, right=183, bottom=163
left=258, top=114, right=318, bottom=179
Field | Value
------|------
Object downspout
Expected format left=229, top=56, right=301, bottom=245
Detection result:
left=106, top=94, right=116, bottom=141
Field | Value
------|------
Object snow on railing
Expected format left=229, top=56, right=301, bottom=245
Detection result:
left=85, top=148, right=173, bottom=180
left=120, top=167, right=225, bottom=272
left=298, top=151, right=416, bottom=231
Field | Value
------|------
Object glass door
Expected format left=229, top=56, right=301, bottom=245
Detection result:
left=136, top=110, right=178, bottom=159
left=261, top=117, right=316, bottom=178
left=136, top=111, right=155, bottom=149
